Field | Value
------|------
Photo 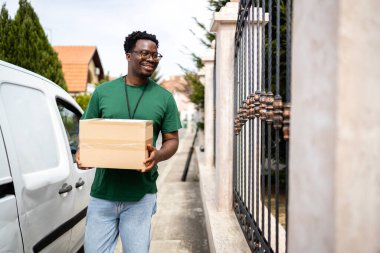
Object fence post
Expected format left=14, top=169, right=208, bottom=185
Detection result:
left=211, top=1, right=238, bottom=212
left=202, top=47, right=215, bottom=168
left=290, top=1, right=380, bottom=252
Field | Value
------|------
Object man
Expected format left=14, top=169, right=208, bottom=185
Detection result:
left=76, top=31, right=181, bottom=253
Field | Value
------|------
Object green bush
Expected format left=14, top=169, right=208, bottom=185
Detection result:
left=74, top=94, right=92, bottom=111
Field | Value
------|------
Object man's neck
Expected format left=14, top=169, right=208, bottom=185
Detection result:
left=125, top=75, right=148, bottom=86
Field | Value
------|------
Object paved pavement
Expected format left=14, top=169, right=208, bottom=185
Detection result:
left=115, top=128, right=209, bottom=253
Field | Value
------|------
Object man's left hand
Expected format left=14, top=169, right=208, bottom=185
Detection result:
left=143, top=144, right=160, bottom=172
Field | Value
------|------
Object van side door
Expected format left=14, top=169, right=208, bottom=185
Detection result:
left=0, top=126, right=23, bottom=252
left=55, top=98, right=95, bottom=252
left=0, top=80, right=75, bottom=253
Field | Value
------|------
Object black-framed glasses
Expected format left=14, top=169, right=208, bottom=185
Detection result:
left=131, top=50, right=163, bottom=61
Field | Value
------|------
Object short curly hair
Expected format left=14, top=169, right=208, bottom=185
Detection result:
left=123, top=31, right=159, bottom=54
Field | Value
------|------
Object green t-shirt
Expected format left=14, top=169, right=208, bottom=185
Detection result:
left=81, top=77, right=182, bottom=201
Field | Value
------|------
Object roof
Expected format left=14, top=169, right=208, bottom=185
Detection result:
left=53, top=46, right=104, bottom=92
left=160, top=75, right=190, bottom=94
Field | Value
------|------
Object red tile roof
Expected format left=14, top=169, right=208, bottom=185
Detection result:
left=54, top=46, right=103, bottom=93
left=160, top=75, right=190, bottom=94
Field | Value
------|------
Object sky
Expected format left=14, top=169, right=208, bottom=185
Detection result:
left=1, top=0, right=213, bottom=79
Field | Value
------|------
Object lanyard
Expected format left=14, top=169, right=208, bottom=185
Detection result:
left=124, top=76, right=148, bottom=119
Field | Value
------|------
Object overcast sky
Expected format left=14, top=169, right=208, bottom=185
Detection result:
left=1, top=0, right=213, bottom=79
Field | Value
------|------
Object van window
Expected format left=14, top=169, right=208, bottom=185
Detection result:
left=56, top=100, right=81, bottom=161
left=0, top=84, right=59, bottom=173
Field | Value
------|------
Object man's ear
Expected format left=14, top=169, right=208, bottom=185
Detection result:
left=126, top=53, right=132, bottom=62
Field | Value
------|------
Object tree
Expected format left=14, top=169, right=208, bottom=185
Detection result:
left=182, top=1, right=230, bottom=108
left=178, top=65, right=204, bottom=109
left=188, top=0, right=230, bottom=51
left=0, top=4, right=14, bottom=63
left=266, top=0, right=288, bottom=98
left=209, top=0, right=230, bottom=12
left=189, top=17, right=215, bottom=49
left=0, top=0, right=67, bottom=90
left=186, top=72, right=204, bottom=109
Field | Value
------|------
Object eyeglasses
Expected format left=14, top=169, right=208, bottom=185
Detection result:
left=131, top=50, right=163, bottom=61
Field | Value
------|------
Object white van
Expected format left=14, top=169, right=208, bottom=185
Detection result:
left=0, top=60, right=95, bottom=252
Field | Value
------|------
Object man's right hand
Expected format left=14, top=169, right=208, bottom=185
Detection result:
left=75, top=148, right=91, bottom=170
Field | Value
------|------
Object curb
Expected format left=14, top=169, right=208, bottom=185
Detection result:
left=195, top=147, right=251, bottom=253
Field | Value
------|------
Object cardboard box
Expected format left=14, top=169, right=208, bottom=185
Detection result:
left=79, top=119, right=153, bottom=170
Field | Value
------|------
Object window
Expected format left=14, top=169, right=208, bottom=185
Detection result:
left=56, top=99, right=81, bottom=162
left=0, top=84, right=59, bottom=173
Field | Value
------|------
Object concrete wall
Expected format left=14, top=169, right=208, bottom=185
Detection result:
left=289, top=0, right=380, bottom=252
left=197, top=2, right=252, bottom=252
left=200, top=0, right=380, bottom=252
left=211, top=1, right=239, bottom=212
left=202, top=49, right=215, bottom=168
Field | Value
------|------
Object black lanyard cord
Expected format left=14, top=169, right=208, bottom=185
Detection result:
left=124, top=75, right=148, bottom=119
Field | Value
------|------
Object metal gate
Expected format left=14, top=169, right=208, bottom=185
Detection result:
left=233, top=0, right=292, bottom=252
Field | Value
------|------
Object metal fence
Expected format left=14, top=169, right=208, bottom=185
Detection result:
left=233, top=0, right=292, bottom=252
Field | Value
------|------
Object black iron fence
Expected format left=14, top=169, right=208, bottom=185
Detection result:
left=233, top=0, right=292, bottom=252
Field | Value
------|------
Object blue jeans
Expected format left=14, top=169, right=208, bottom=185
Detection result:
left=84, top=194, right=157, bottom=253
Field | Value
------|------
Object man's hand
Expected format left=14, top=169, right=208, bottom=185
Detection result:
left=142, top=131, right=179, bottom=173
left=143, top=144, right=161, bottom=172
left=75, top=148, right=91, bottom=170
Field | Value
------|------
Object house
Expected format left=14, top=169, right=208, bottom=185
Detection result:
left=160, top=75, right=190, bottom=95
left=53, top=46, right=104, bottom=94
left=160, top=75, right=197, bottom=130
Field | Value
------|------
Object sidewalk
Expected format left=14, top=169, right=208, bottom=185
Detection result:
left=195, top=132, right=251, bottom=253
left=115, top=129, right=209, bottom=253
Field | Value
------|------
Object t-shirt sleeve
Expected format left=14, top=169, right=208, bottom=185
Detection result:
left=81, top=89, right=101, bottom=120
left=161, top=95, right=182, bottom=134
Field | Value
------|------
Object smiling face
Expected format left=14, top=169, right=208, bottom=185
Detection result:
left=127, top=39, right=159, bottom=80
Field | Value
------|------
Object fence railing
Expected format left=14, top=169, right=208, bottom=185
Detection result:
left=233, top=0, right=292, bottom=252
